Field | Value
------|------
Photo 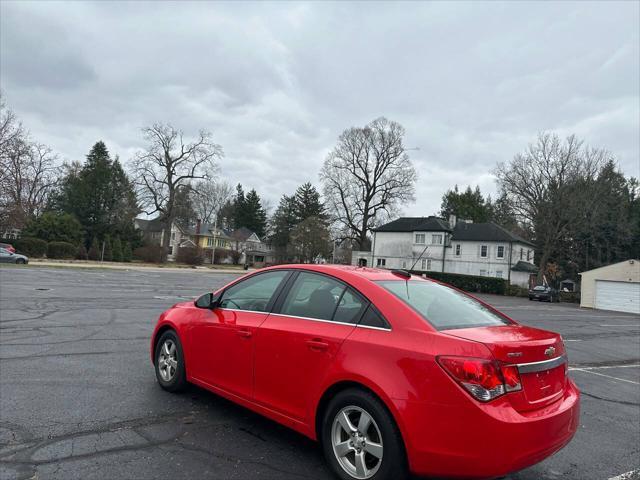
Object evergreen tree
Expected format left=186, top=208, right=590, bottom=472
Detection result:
left=293, top=183, right=326, bottom=222
left=23, top=212, right=83, bottom=244
left=243, top=189, right=267, bottom=237
left=439, top=185, right=492, bottom=223
left=103, top=236, right=113, bottom=261
left=122, top=242, right=133, bottom=263
left=53, top=141, right=139, bottom=246
left=112, top=236, right=123, bottom=262
left=270, top=195, right=298, bottom=261
left=231, top=183, right=246, bottom=229
left=88, top=237, right=100, bottom=261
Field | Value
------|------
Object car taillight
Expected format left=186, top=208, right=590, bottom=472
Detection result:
left=437, top=356, right=522, bottom=402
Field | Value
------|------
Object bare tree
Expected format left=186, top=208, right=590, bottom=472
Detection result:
left=320, top=117, right=417, bottom=249
left=0, top=93, right=23, bottom=153
left=495, top=133, right=605, bottom=278
left=192, top=179, right=233, bottom=225
left=131, top=123, right=222, bottom=260
left=0, top=137, right=58, bottom=230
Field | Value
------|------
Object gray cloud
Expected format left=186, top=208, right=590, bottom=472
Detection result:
left=1, top=1, right=638, bottom=217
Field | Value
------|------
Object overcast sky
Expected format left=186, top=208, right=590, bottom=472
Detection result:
left=1, top=1, right=638, bottom=216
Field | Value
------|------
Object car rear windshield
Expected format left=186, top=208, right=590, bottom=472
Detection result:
left=532, top=286, right=547, bottom=291
left=376, top=280, right=511, bottom=330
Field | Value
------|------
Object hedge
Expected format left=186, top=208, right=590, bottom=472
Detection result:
left=411, top=270, right=508, bottom=295
left=133, top=245, right=165, bottom=263
left=176, top=246, right=204, bottom=265
left=13, top=237, right=47, bottom=257
left=560, top=291, right=581, bottom=303
left=47, top=241, right=77, bottom=259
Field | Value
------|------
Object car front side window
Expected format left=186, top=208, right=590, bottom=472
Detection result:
left=219, top=271, right=289, bottom=312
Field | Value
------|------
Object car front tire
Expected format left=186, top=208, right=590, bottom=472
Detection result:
left=154, top=330, right=187, bottom=392
left=15, top=258, right=26, bottom=264
left=321, top=388, right=408, bottom=480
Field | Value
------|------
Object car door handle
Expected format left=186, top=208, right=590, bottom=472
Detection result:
left=306, top=339, right=329, bottom=351
left=237, top=329, right=252, bottom=338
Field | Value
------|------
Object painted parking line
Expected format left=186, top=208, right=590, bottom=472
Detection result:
left=570, top=367, right=640, bottom=385
left=608, top=469, right=640, bottom=480
left=569, top=364, right=640, bottom=371
left=600, top=324, right=640, bottom=327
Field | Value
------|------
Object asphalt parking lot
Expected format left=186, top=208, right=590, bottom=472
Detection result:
left=1, top=267, right=638, bottom=480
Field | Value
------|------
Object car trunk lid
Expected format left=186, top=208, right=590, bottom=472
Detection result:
left=444, top=325, right=567, bottom=411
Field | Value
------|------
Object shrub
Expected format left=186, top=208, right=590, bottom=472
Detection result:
left=47, top=241, right=77, bottom=259
left=133, top=245, right=165, bottom=263
left=412, top=270, right=508, bottom=295
left=13, top=237, right=47, bottom=257
left=76, top=244, right=88, bottom=260
left=176, top=246, right=204, bottom=265
left=88, top=237, right=100, bottom=261
left=22, top=212, right=82, bottom=244
left=112, top=237, right=123, bottom=262
left=122, top=242, right=132, bottom=262
left=506, top=285, right=529, bottom=297
left=560, top=291, right=581, bottom=303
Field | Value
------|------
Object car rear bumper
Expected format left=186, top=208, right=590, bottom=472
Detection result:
left=399, top=379, right=580, bottom=479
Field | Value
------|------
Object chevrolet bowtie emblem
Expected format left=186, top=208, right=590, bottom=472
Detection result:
left=544, top=346, right=556, bottom=357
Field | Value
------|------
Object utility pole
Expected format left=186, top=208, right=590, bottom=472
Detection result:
left=211, top=216, right=218, bottom=265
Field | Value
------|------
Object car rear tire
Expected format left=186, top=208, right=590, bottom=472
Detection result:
left=15, top=258, right=25, bottom=264
left=321, top=388, right=408, bottom=480
left=154, top=330, right=187, bottom=392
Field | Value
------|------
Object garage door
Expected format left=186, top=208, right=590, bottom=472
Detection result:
left=595, top=280, right=640, bottom=314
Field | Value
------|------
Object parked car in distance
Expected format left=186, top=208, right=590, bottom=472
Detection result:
left=0, top=242, right=16, bottom=253
left=151, top=265, right=580, bottom=480
left=0, top=247, right=28, bottom=264
left=529, top=285, right=559, bottom=302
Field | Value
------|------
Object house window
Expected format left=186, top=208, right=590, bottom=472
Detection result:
left=432, top=234, right=443, bottom=245
left=171, top=232, right=176, bottom=240
left=496, top=270, right=503, bottom=278
left=520, top=248, right=524, bottom=260
left=497, top=245, right=505, bottom=258
left=479, top=269, right=487, bottom=276
left=527, top=250, right=531, bottom=261
left=480, top=245, right=488, bottom=258
left=207, top=238, right=214, bottom=247
left=421, top=258, right=426, bottom=270
left=455, top=244, right=461, bottom=256
left=402, top=261, right=407, bottom=269
left=376, top=258, right=386, bottom=267
left=168, top=246, right=173, bottom=255
left=415, top=233, right=425, bottom=244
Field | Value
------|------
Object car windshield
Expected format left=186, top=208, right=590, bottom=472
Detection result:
left=533, top=286, right=547, bottom=291
left=376, top=280, right=511, bottom=330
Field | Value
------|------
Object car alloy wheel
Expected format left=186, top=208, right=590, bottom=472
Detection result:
left=157, top=339, right=178, bottom=382
left=331, top=405, right=384, bottom=479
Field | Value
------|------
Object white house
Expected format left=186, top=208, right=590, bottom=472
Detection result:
left=351, top=216, right=538, bottom=287
left=134, top=218, right=194, bottom=261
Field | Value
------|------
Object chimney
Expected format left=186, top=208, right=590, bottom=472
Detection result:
left=448, top=214, right=457, bottom=228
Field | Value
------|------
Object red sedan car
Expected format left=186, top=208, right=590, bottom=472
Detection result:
left=151, top=265, right=580, bottom=480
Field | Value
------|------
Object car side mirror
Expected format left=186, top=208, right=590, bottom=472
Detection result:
left=194, top=292, right=221, bottom=309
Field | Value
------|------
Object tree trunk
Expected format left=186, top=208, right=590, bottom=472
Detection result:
left=161, top=218, right=172, bottom=263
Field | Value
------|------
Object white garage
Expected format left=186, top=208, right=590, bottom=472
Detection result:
left=579, top=260, right=640, bottom=314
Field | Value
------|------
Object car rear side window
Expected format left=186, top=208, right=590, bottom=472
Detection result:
left=377, top=280, right=510, bottom=330
left=359, top=305, right=390, bottom=329
left=220, top=271, right=289, bottom=312
left=333, top=288, right=367, bottom=324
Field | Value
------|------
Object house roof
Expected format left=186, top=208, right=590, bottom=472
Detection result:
left=511, top=260, right=538, bottom=272
left=374, top=216, right=534, bottom=246
left=451, top=222, right=535, bottom=246
left=374, top=216, right=451, bottom=233
left=232, top=227, right=260, bottom=242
